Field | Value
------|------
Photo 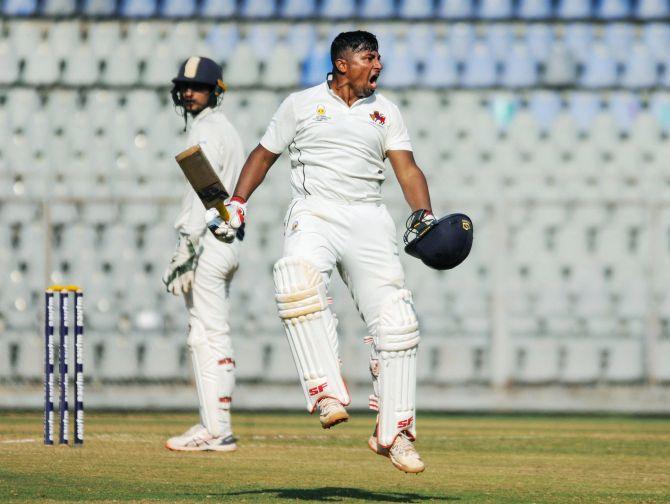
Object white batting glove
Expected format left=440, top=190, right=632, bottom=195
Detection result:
left=162, top=233, right=201, bottom=296
left=205, top=197, right=247, bottom=243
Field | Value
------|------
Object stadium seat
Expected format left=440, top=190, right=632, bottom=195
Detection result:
left=161, top=0, right=196, bottom=17
left=200, top=0, right=236, bottom=16
left=142, top=45, right=176, bottom=86
left=239, top=0, right=275, bottom=17
left=247, top=25, right=278, bottom=62
left=0, top=42, right=19, bottom=85
left=447, top=23, right=476, bottom=63
left=462, top=43, right=497, bottom=88
left=105, top=42, right=141, bottom=85
left=360, top=0, right=395, bottom=18
left=264, top=43, right=301, bottom=87
left=479, top=0, right=513, bottom=19
left=225, top=42, right=260, bottom=86
left=41, top=0, right=77, bottom=15
left=24, top=43, right=60, bottom=85
left=485, top=24, right=513, bottom=63
left=81, top=0, right=117, bottom=15
left=436, top=0, right=474, bottom=18
left=525, top=23, right=554, bottom=63
left=642, top=23, right=670, bottom=62
left=301, top=42, right=331, bottom=86
left=603, top=23, right=636, bottom=64
left=279, top=0, right=316, bottom=17
left=511, top=338, right=559, bottom=383
left=398, top=0, right=433, bottom=18
left=501, top=43, right=538, bottom=88
left=205, top=25, right=239, bottom=61
left=556, top=0, right=592, bottom=18
left=320, top=0, right=355, bottom=17
left=62, top=45, right=99, bottom=85
left=119, top=0, right=156, bottom=17
left=89, top=22, right=122, bottom=58
left=564, top=23, right=594, bottom=64
left=286, top=24, right=317, bottom=62
left=2, top=0, right=37, bottom=15
left=380, top=41, right=418, bottom=87
left=518, top=0, right=552, bottom=19
left=596, top=0, right=632, bottom=19
left=542, top=43, right=577, bottom=86
left=636, top=0, right=669, bottom=18
left=622, top=43, right=658, bottom=89
left=423, top=45, right=459, bottom=87
left=580, top=44, right=618, bottom=88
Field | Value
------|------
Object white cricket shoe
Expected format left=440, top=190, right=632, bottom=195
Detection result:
left=165, top=424, right=237, bottom=452
left=368, top=430, right=425, bottom=474
left=318, top=398, right=349, bottom=429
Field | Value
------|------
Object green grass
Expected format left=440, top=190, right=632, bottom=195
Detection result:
left=1, top=411, right=669, bottom=503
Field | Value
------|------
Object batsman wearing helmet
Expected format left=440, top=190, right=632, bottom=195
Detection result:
left=162, top=56, right=244, bottom=452
left=208, top=31, right=441, bottom=473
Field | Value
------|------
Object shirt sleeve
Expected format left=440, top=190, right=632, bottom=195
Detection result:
left=260, top=94, right=297, bottom=154
left=384, top=103, right=413, bottom=153
left=173, top=121, right=224, bottom=237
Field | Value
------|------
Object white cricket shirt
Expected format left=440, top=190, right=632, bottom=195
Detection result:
left=260, top=81, right=412, bottom=203
left=174, top=106, right=245, bottom=236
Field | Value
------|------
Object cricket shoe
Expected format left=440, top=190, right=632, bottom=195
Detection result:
left=318, top=397, right=349, bottom=429
left=368, top=430, right=425, bottom=474
left=165, top=424, right=237, bottom=452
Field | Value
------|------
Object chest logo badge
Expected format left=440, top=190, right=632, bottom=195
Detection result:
left=370, top=110, right=386, bottom=125
left=314, top=104, right=330, bottom=122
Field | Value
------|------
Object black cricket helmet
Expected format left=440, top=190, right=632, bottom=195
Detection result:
left=171, top=56, right=227, bottom=123
left=404, top=212, right=473, bottom=270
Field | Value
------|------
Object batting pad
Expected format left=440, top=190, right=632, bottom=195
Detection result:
left=273, top=256, right=350, bottom=412
left=374, top=289, right=420, bottom=447
left=187, top=318, right=222, bottom=437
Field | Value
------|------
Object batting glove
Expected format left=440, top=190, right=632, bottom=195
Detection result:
left=162, top=233, right=201, bottom=296
left=205, top=196, right=247, bottom=243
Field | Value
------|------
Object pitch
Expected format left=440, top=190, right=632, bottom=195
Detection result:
left=1, top=411, right=668, bottom=503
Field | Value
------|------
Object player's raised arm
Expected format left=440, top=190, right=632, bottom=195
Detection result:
left=232, top=144, right=281, bottom=201
left=386, top=150, right=433, bottom=213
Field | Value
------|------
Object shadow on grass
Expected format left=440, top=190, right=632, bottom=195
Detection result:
left=192, top=486, right=458, bottom=502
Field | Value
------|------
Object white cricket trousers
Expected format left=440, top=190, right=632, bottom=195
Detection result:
left=184, top=232, right=238, bottom=435
left=282, top=196, right=406, bottom=335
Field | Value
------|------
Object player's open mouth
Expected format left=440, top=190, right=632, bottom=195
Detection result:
left=369, top=74, right=379, bottom=88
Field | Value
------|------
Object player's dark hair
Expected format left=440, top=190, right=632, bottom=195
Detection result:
left=330, top=31, right=378, bottom=74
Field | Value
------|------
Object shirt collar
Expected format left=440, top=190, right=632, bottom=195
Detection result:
left=324, top=77, right=375, bottom=109
left=191, top=106, right=213, bottom=127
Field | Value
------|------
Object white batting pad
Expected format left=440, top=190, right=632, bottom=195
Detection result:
left=374, top=289, right=420, bottom=447
left=273, top=256, right=350, bottom=412
left=187, top=318, right=221, bottom=437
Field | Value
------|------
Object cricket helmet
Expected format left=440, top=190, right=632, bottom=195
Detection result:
left=404, top=212, right=473, bottom=270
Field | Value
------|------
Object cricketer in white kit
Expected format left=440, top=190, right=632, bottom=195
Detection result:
left=162, top=56, right=244, bottom=452
left=210, top=31, right=435, bottom=473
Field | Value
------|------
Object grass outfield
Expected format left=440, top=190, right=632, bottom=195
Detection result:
left=0, top=412, right=669, bottom=503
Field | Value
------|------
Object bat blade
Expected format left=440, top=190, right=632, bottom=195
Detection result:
left=175, top=145, right=230, bottom=221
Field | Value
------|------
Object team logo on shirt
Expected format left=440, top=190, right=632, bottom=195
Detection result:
left=369, top=110, right=386, bottom=126
left=314, top=104, right=330, bottom=122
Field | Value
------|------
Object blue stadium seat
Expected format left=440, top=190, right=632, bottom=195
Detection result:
left=462, top=43, right=497, bottom=88
left=301, top=43, right=331, bottom=86
left=320, top=0, right=355, bottom=17
left=200, top=0, right=236, bottom=16
left=622, top=44, right=658, bottom=88
left=569, top=93, right=601, bottom=132
left=287, top=24, right=317, bottom=62
left=161, top=0, right=196, bottom=16
left=518, top=0, right=552, bottom=18
left=41, top=0, right=77, bottom=15
left=580, top=44, right=618, bottom=88
left=239, top=0, right=275, bottom=17
left=2, top=0, right=37, bottom=15
left=596, top=0, right=632, bottom=19
left=529, top=91, right=562, bottom=133
left=525, top=24, right=553, bottom=63
left=436, top=0, right=474, bottom=18
left=447, top=23, right=476, bottom=62
left=407, top=25, right=435, bottom=61
left=119, top=0, right=156, bottom=17
left=564, top=24, right=594, bottom=63
left=556, top=0, right=591, bottom=18
left=280, top=0, right=316, bottom=18
left=248, top=25, right=277, bottom=62
left=609, top=92, right=641, bottom=132
left=642, top=23, right=670, bottom=62
left=636, top=0, right=669, bottom=18
left=398, top=0, right=433, bottom=18
left=379, top=41, right=418, bottom=87
left=81, top=0, right=116, bottom=15
left=360, top=0, right=395, bottom=18
left=603, top=23, right=636, bottom=63
left=479, top=0, right=513, bottom=18
left=205, top=25, right=239, bottom=60
left=423, top=45, right=458, bottom=88
left=501, top=43, right=538, bottom=88
left=485, top=24, right=513, bottom=63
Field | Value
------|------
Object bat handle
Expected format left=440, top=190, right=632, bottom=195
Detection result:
left=215, top=202, right=230, bottom=222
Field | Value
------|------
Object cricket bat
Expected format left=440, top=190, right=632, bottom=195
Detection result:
left=175, top=145, right=230, bottom=221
